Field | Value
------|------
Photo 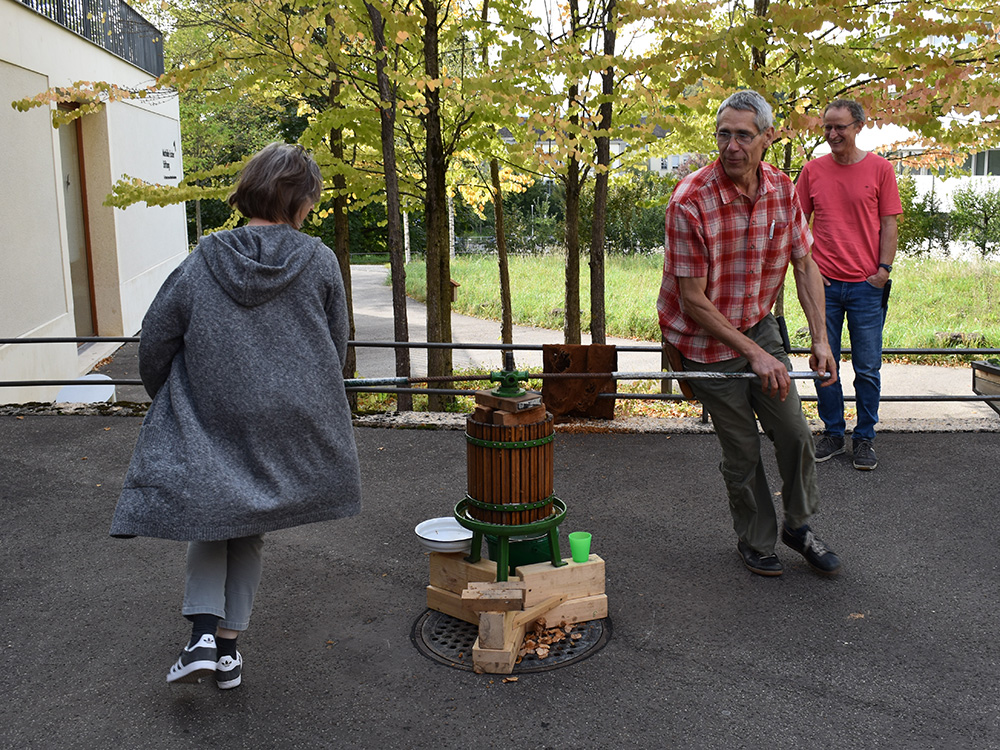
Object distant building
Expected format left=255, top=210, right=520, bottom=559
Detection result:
left=1, top=0, right=187, bottom=404
left=965, top=148, right=1000, bottom=177
left=883, top=146, right=1000, bottom=213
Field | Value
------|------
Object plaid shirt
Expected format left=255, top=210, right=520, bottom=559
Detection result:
left=657, top=159, right=813, bottom=364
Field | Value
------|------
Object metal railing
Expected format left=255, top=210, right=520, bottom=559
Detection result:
left=2, top=337, right=1000, bottom=409
left=19, top=0, right=164, bottom=76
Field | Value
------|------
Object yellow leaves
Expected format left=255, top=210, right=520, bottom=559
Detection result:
left=395, top=30, right=410, bottom=43
left=291, top=41, right=306, bottom=54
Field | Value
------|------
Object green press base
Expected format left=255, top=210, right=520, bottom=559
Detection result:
left=454, top=496, right=568, bottom=582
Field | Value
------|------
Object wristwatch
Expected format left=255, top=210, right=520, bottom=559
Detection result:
left=879, top=263, right=892, bottom=273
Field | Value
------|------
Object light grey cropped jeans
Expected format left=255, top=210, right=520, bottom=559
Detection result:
left=181, top=535, right=265, bottom=632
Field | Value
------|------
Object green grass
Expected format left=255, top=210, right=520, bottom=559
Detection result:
left=406, top=253, right=663, bottom=339
left=406, top=254, right=1000, bottom=363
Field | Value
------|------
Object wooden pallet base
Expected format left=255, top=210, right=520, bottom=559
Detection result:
left=426, top=552, right=608, bottom=674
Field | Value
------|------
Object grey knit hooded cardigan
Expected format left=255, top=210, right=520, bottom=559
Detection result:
left=111, top=224, right=362, bottom=541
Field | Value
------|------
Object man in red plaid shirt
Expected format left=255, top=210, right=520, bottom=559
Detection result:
left=658, top=90, right=842, bottom=577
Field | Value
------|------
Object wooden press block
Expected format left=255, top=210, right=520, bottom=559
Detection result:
left=515, top=555, right=606, bottom=607
left=478, top=611, right=515, bottom=650
left=541, top=594, right=609, bottom=626
left=428, top=552, right=497, bottom=594
left=426, top=585, right=479, bottom=625
left=462, top=581, right=526, bottom=611
left=472, top=405, right=494, bottom=423
left=472, top=628, right=525, bottom=675
left=474, top=389, right=543, bottom=413
left=491, top=405, right=547, bottom=426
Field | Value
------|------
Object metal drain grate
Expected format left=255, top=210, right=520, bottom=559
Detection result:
left=411, top=609, right=610, bottom=673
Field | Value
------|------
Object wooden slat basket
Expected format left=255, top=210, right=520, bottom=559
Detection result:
left=465, top=412, right=554, bottom=526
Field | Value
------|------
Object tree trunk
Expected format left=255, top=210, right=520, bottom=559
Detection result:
left=423, top=0, right=453, bottom=410
left=589, top=0, right=616, bottom=345
left=563, top=0, right=582, bottom=345
left=366, top=0, right=412, bottom=410
left=327, top=60, right=357, bottom=409
left=491, top=159, right=513, bottom=345
left=564, top=152, right=582, bottom=345
left=482, top=0, right=512, bottom=347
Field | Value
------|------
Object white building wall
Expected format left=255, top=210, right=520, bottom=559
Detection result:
left=0, top=0, right=186, bottom=404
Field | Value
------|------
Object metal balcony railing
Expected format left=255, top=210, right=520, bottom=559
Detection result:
left=20, top=0, right=165, bottom=77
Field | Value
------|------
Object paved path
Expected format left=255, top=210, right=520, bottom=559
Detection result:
left=351, top=265, right=999, bottom=430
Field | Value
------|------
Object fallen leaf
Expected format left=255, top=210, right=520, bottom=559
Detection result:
left=502, top=676, right=518, bottom=683
left=848, top=612, right=865, bottom=620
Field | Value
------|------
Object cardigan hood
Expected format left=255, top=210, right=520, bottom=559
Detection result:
left=202, top=225, right=319, bottom=307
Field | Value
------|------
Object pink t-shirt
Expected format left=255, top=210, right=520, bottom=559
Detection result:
left=796, top=153, right=902, bottom=282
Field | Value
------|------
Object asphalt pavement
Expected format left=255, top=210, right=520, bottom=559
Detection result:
left=3, top=417, right=1000, bottom=748
left=3, top=264, right=1000, bottom=748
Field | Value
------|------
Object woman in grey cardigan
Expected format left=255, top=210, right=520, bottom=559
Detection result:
left=111, top=143, right=362, bottom=689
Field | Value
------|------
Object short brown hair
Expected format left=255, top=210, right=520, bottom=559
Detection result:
left=228, top=143, right=323, bottom=224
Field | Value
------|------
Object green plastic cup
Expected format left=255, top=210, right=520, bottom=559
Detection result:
left=568, top=531, right=592, bottom=563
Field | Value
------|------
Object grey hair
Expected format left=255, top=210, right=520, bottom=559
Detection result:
left=825, top=99, right=865, bottom=124
left=716, top=90, right=774, bottom=133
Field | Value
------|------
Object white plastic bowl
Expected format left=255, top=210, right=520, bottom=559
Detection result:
left=415, top=516, right=473, bottom=553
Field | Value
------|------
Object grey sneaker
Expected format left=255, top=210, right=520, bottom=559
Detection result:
left=216, top=651, right=242, bottom=690
left=167, top=633, right=217, bottom=684
left=853, top=439, right=878, bottom=470
left=814, top=434, right=846, bottom=462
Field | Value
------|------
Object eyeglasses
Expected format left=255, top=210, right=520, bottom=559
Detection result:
left=714, top=130, right=763, bottom=147
left=823, top=121, right=861, bottom=134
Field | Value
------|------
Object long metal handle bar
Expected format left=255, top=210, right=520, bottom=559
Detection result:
left=411, top=370, right=827, bottom=384
left=2, top=338, right=998, bottom=358
left=0, top=371, right=818, bottom=389
left=5, top=380, right=1000, bottom=403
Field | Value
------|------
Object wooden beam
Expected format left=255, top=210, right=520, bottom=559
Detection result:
left=511, top=593, right=568, bottom=629
left=429, top=552, right=496, bottom=592
left=462, top=581, right=526, bottom=611
left=517, top=556, right=605, bottom=606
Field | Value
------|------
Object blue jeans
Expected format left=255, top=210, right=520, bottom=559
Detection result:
left=815, top=279, right=887, bottom=442
left=182, top=535, right=265, bottom=631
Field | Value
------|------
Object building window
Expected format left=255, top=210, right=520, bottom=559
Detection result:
left=988, top=149, right=1000, bottom=176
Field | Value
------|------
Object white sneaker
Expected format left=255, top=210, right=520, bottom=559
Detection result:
left=166, top=634, right=217, bottom=684
left=216, top=651, right=242, bottom=690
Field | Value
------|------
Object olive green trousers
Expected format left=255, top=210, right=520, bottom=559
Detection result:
left=684, top=315, right=819, bottom=555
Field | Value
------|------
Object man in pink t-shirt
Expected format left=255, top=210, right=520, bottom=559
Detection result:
left=796, top=99, right=902, bottom=471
